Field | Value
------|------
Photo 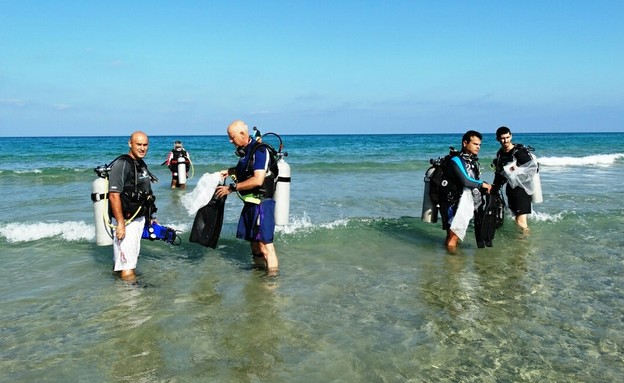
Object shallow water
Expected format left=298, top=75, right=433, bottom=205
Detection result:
left=1, top=133, right=624, bottom=382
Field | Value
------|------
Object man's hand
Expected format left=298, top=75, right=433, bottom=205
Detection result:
left=481, top=182, right=492, bottom=194
left=115, top=222, right=126, bottom=240
left=215, top=185, right=233, bottom=199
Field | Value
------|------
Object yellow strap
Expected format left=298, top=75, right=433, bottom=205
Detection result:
left=240, top=193, right=261, bottom=204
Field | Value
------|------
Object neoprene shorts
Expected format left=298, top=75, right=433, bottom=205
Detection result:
left=506, top=185, right=532, bottom=215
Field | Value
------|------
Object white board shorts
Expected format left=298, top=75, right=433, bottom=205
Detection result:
left=113, top=216, right=145, bottom=271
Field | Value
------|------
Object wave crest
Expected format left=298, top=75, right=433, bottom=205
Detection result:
left=539, top=153, right=623, bottom=167
left=0, top=221, right=94, bottom=243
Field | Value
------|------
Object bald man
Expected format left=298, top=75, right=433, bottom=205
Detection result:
left=108, top=131, right=158, bottom=282
left=215, top=120, right=279, bottom=274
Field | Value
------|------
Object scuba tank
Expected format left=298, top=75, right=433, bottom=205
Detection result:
left=421, top=166, right=438, bottom=223
left=177, top=156, right=187, bottom=185
left=91, top=165, right=114, bottom=246
left=529, top=153, right=543, bottom=203
left=260, top=132, right=290, bottom=226
left=236, top=130, right=291, bottom=225
left=274, top=151, right=291, bottom=226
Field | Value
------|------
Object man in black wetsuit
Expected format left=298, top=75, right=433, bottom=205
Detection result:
left=441, top=130, right=492, bottom=251
left=492, top=126, right=533, bottom=230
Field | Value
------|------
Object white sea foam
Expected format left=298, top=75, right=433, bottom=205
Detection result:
left=0, top=219, right=190, bottom=243
left=166, top=221, right=191, bottom=233
left=538, top=153, right=624, bottom=167
left=276, top=212, right=350, bottom=235
left=0, top=221, right=95, bottom=243
left=14, top=169, right=43, bottom=174
left=531, top=210, right=565, bottom=222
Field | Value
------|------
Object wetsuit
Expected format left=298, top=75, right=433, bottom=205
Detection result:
left=440, top=152, right=487, bottom=245
left=493, top=145, right=533, bottom=216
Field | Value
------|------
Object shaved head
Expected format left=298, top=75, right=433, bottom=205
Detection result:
left=130, top=131, right=148, bottom=143
left=128, top=131, right=149, bottom=159
left=227, top=120, right=250, bottom=147
left=227, top=120, right=248, bottom=135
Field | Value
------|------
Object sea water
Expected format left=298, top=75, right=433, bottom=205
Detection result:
left=1, top=132, right=623, bottom=382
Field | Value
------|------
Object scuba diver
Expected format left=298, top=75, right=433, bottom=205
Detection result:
left=253, top=126, right=262, bottom=143
left=492, top=126, right=540, bottom=231
left=439, top=130, right=492, bottom=251
left=108, top=131, right=158, bottom=282
left=163, top=140, right=192, bottom=189
left=215, top=120, right=279, bottom=274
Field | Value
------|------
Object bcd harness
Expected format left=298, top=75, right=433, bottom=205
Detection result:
left=428, top=147, right=482, bottom=205
left=236, top=142, right=280, bottom=205
left=493, top=143, right=534, bottom=173
left=92, top=154, right=158, bottom=222
left=169, top=148, right=188, bottom=166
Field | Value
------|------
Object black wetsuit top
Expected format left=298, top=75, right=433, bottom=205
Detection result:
left=108, top=155, right=154, bottom=219
left=493, top=144, right=532, bottom=189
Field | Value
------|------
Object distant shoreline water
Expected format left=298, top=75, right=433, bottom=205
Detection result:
left=2, top=130, right=623, bottom=138
left=1, top=132, right=623, bottom=382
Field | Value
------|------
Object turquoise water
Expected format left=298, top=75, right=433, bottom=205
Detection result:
left=1, top=132, right=623, bottom=382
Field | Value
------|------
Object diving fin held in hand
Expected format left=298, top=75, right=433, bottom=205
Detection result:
left=189, top=192, right=227, bottom=249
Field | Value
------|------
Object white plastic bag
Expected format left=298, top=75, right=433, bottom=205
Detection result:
left=503, top=154, right=539, bottom=195
left=450, top=189, right=475, bottom=241
left=181, top=172, right=222, bottom=216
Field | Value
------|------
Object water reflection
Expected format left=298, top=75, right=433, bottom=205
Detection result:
left=417, top=243, right=535, bottom=378
left=104, top=281, right=166, bottom=382
left=180, top=270, right=284, bottom=382
left=222, top=273, right=282, bottom=382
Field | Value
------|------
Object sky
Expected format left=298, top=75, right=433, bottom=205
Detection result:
left=1, top=0, right=623, bottom=136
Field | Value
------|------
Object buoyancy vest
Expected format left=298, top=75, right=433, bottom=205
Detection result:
left=109, top=155, right=157, bottom=220
left=428, top=148, right=460, bottom=205
left=494, top=143, right=532, bottom=171
left=237, top=140, right=279, bottom=201
left=446, top=153, right=482, bottom=203
left=169, top=148, right=189, bottom=166
left=493, top=143, right=534, bottom=188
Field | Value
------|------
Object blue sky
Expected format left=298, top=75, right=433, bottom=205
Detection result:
left=1, top=1, right=623, bottom=136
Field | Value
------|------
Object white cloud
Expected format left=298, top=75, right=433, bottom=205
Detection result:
left=0, top=98, right=26, bottom=107
left=53, top=103, right=71, bottom=110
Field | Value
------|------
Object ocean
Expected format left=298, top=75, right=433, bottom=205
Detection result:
left=1, top=132, right=623, bottom=382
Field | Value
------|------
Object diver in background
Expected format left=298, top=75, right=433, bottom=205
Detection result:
left=253, top=126, right=262, bottom=143
left=163, top=140, right=191, bottom=189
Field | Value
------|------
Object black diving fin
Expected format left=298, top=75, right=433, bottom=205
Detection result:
left=476, top=191, right=503, bottom=248
left=189, top=192, right=227, bottom=249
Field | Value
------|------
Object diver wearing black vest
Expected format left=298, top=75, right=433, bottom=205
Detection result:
left=108, top=131, right=158, bottom=282
left=163, top=140, right=191, bottom=189
left=492, top=126, right=533, bottom=230
left=441, top=131, right=492, bottom=251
